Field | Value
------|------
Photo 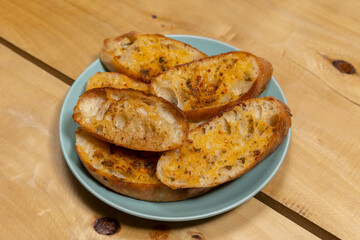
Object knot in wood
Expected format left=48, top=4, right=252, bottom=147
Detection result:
left=332, top=60, right=356, bottom=74
left=93, top=217, right=120, bottom=235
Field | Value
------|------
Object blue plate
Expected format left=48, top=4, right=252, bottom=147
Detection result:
left=59, top=35, right=291, bottom=221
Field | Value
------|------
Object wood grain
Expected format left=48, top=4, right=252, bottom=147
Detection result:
left=0, top=45, right=318, bottom=239
left=1, top=0, right=359, bottom=238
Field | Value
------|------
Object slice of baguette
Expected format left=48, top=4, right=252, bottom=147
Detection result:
left=73, top=88, right=189, bottom=152
left=150, top=51, right=273, bottom=122
left=156, top=97, right=291, bottom=189
left=100, top=32, right=207, bottom=83
left=75, top=128, right=210, bottom=202
left=86, top=72, right=149, bottom=92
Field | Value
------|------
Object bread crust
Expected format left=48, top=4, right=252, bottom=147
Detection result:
left=73, top=88, right=189, bottom=152
left=75, top=128, right=210, bottom=202
left=156, top=97, right=291, bottom=189
left=151, top=51, right=273, bottom=122
left=100, top=32, right=206, bottom=83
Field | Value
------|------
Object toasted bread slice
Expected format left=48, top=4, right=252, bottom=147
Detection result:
left=86, top=72, right=149, bottom=92
left=75, top=128, right=210, bottom=202
left=73, top=88, right=189, bottom=152
left=100, top=32, right=207, bottom=83
left=156, top=97, right=291, bottom=189
left=150, top=51, right=273, bottom=122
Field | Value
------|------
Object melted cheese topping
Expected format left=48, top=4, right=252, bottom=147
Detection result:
left=75, top=129, right=161, bottom=184
left=154, top=52, right=259, bottom=111
left=86, top=72, right=149, bottom=92
left=159, top=101, right=278, bottom=187
left=115, top=35, right=205, bottom=81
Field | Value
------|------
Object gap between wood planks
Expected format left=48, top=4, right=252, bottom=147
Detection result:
left=0, top=37, right=73, bottom=86
left=0, top=36, right=340, bottom=240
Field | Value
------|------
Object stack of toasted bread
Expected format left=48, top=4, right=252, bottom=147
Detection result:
left=73, top=32, right=292, bottom=202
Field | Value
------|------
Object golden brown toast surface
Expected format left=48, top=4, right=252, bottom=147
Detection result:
left=100, top=32, right=207, bottom=83
left=73, top=88, right=189, bottom=151
left=151, top=51, right=273, bottom=121
left=86, top=72, right=149, bottom=92
left=75, top=128, right=210, bottom=202
left=156, top=97, right=291, bottom=189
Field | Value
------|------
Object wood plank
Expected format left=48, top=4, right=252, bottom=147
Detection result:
left=0, top=45, right=317, bottom=239
left=1, top=0, right=359, bottom=238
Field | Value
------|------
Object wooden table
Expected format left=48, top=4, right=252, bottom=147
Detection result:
left=1, top=0, right=359, bottom=239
